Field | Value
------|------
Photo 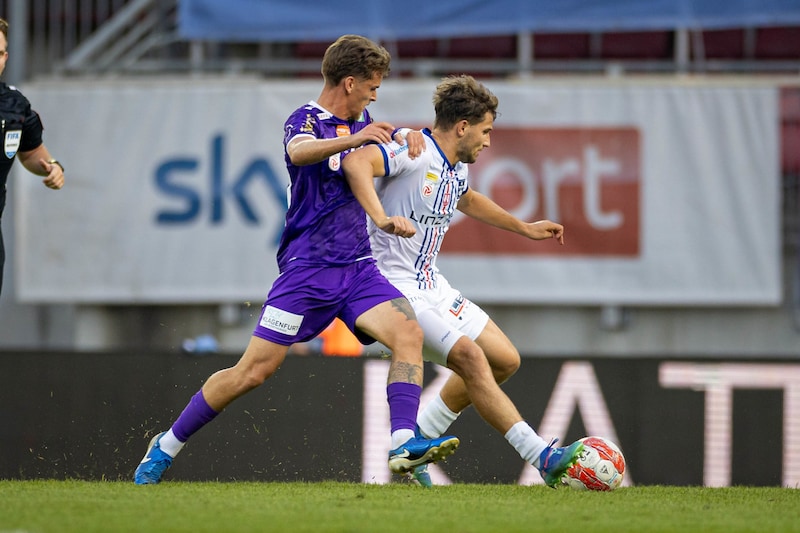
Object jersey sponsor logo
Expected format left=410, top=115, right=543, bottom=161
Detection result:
left=328, top=153, right=341, bottom=171
left=336, top=124, right=351, bottom=137
left=260, top=305, right=304, bottom=336
left=409, top=208, right=449, bottom=227
left=387, top=144, right=409, bottom=159
left=4, top=130, right=21, bottom=159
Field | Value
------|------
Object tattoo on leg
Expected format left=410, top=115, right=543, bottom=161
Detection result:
left=391, top=297, right=417, bottom=321
left=388, top=361, right=423, bottom=386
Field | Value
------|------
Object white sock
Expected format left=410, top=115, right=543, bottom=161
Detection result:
left=504, top=421, right=548, bottom=467
left=158, top=428, right=186, bottom=458
left=391, top=428, right=416, bottom=449
left=417, top=394, right=460, bottom=438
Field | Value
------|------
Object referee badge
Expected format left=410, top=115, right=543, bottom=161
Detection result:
left=4, top=130, right=21, bottom=159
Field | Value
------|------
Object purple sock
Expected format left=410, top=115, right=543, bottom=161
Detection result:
left=171, top=390, right=219, bottom=442
left=387, top=382, right=421, bottom=433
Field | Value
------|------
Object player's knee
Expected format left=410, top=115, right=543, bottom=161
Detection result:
left=237, top=360, right=280, bottom=391
left=449, top=341, right=492, bottom=381
left=492, top=347, right=521, bottom=383
left=385, top=319, right=424, bottom=353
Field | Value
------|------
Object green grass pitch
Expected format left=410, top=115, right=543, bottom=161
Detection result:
left=0, top=480, right=798, bottom=533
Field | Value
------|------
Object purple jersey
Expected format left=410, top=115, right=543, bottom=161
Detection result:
left=277, top=101, right=374, bottom=270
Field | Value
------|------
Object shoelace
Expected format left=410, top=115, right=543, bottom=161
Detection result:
left=541, top=438, right=560, bottom=468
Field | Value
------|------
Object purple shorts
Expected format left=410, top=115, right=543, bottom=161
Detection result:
left=253, top=258, right=403, bottom=346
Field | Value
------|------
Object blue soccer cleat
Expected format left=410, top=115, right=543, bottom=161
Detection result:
left=407, top=463, right=433, bottom=487
left=134, top=431, right=173, bottom=485
left=538, top=438, right=584, bottom=488
left=406, top=425, right=435, bottom=487
left=388, top=435, right=459, bottom=474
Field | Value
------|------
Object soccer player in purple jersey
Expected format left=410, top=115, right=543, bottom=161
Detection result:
left=134, top=35, right=458, bottom=485
left=344, top=75, right=584, bottom=488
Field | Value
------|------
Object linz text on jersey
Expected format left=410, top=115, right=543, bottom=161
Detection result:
left=409, top=209, right=449, bottom=227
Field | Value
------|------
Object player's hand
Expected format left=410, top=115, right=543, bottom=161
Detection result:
left=528, top=220, right=564, bottom=244
left=354, top=121, right=395, bottom=147
left=40, top=158, right=64, bottom=190
left=377, top=216, right=416, bottom=238
left=393, top=129, right=426, bottom=159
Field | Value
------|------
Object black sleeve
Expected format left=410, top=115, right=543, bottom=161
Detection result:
left=19, top=104, right=43, bottom=152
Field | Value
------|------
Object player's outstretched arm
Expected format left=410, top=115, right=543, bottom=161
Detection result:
left=342, top=145, right=416, bottom=238
left=287, top=122, right=395, bottom=167
left=457, top=189, right=564, bottom=244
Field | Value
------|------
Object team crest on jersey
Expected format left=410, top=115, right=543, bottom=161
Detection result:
left=422, top=183, right=434, bottom=197
left=4, top=130, right=21, bottom=159
left=336, top=124, right=351, bottom=137
left=328, top=152, right=341, bottom=171
left=300, top=114, right=316, bottom=134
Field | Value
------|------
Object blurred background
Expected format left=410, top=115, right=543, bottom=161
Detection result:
left=0, top=0, right=799, bottom=487
left=1, top=0, right=798, bottom=356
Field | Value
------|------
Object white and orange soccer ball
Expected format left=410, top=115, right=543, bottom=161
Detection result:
left=562, top=436, right=626, bottom=491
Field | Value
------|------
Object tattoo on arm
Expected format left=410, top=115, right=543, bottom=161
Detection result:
left=388, top=361, right=424, bottom=386
left=391, top=297, right=417, bottom=321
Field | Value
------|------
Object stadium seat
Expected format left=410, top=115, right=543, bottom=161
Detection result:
left=755, top=26, right=800, bottom=59
left=533, top=33, right=592, bottom=59
left=447, top=36, right=517, bottom=59
left=600, top=31, right=673, bottom=59
left=781, top=88, right=800, bottom=173
left=396, top=38, right=442, bottom=58
left=700, top=29, right=746, bottom=59
left=293, top=41, right=331, bottom=59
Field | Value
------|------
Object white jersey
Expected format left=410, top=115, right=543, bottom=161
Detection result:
left=369, top=129, right=469, bottom=290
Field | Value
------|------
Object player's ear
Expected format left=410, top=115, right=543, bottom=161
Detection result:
left=343, top=76, right=355, bottom=94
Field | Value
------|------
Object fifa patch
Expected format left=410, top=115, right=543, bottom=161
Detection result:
left=4, top=130, right=21, bottom=159
left=260, top=305, right=304, bottom=336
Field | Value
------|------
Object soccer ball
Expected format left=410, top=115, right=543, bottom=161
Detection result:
left=562, top=436, right=626, bottom=491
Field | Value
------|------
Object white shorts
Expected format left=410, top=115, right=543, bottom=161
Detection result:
left=394, top=277, right=490, bottom=367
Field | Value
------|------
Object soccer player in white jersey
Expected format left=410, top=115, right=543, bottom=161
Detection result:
left=343, top=74, right=583, bottom=487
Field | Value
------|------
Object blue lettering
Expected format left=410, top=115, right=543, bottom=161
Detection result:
left=154, top=133, right=288, bottom=245
left=154, top=159, right=201, bottom=223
